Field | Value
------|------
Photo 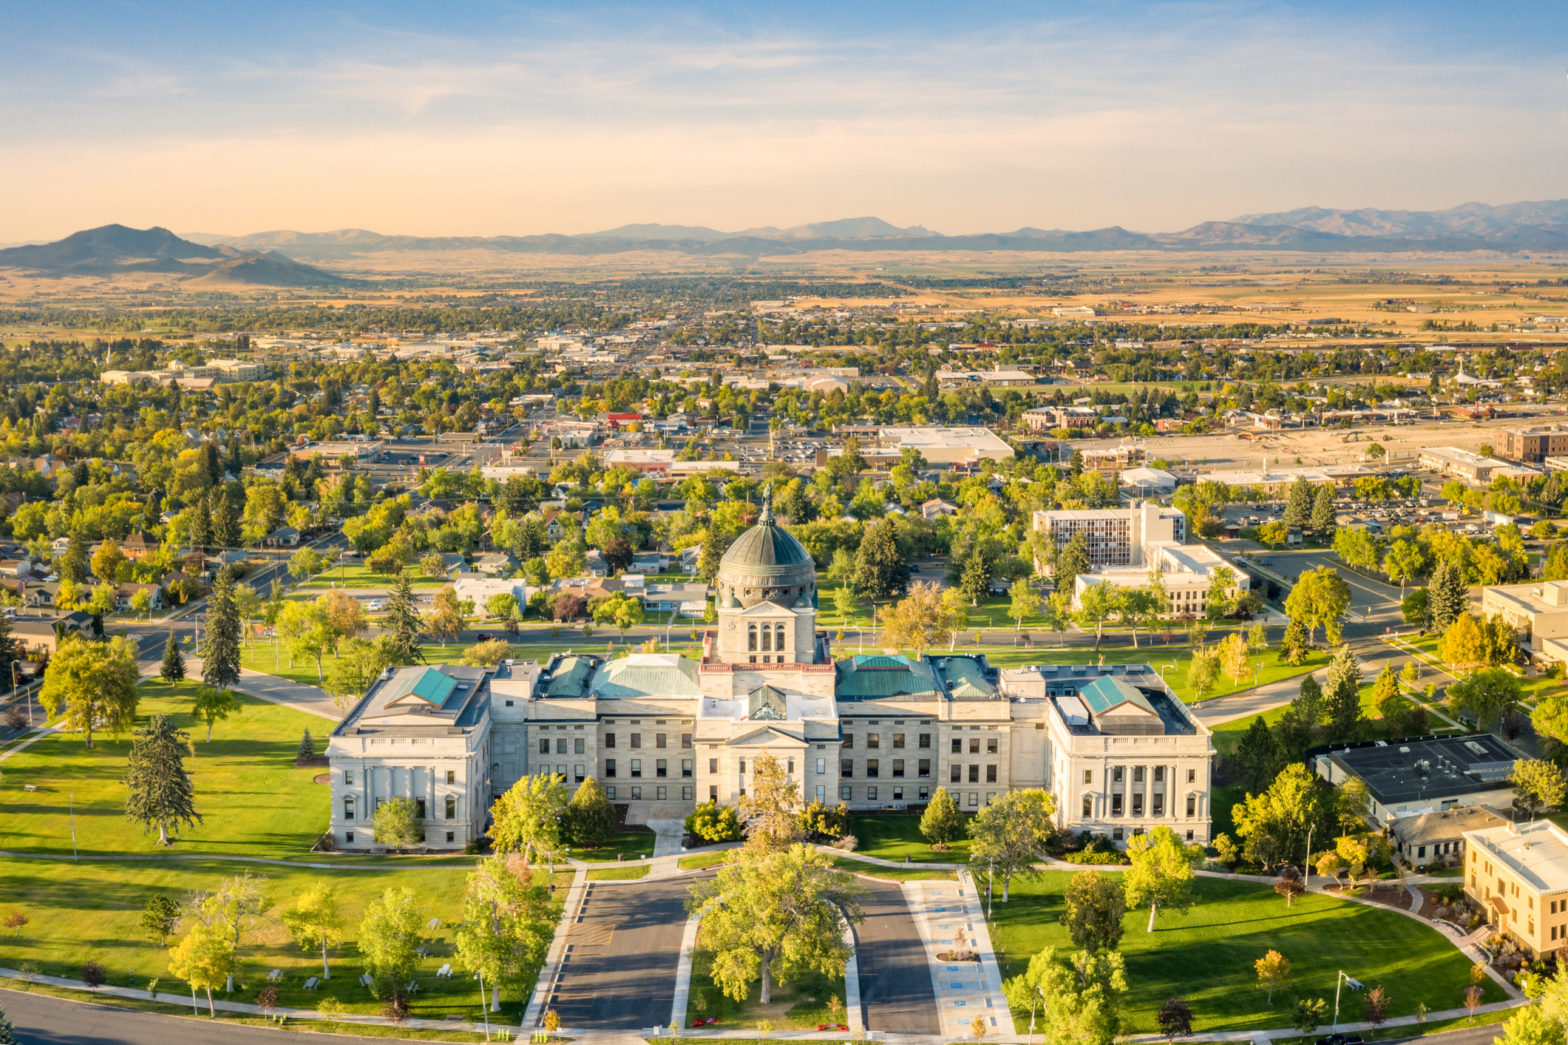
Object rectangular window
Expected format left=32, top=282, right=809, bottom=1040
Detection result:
left=681, top=733, right=692, bottom=749
left=950, top=764, right=961, bottom=783
left=556, top=738, right=568, bottom=755
left=842, top=759, right=854, bottom=778
left=986, top=764, right=997, bottom=783
left=1187, top=768, right=1196, bottom=783
left=606, top=759, right=616, bottom=778
left=605, top=733, right=616, bottom=749
left=345, top=832, right=353, bottom=843
left=1152, top=794, right=1164, bottom=816
left=607, top=786, right=617, bottom=800
left=709, top=785, right=718, bottom=801
left=815, top=785, right=825, bottom=803
left=574, top=764, right=585, bottom=783
left=445, top=770, right=455, bottom=785
left=446, top=831, right=455, bottom=844
left=709, top=758, right=718, bottom=774
left=867, top=732, right=880, bottom=749
left=843, top=735, right=853, bottom=749
left=867, top=759, right=879, bottom=778
left=739, top=759, right=746, bottom=774
left=968, top=792, right=979, bottom=808
left=968, top=738, right=980, bottom=754
left=574, top=738, right=585, bottom=755
left=538, top=738, right=549, bottom=754
left=1134, top=766, right=1145, bottom=783
left=787, top=758, right=795, bottom=775
left=968, top=764, right=979, bottom=783
left=445, top=795, right=456, bottom=819
left=893, top=733, right=905, bottom=749
left=918, top=758, right=931, bottom=778
left=1083, top=769, right=1092, bottom=784
left=682, top=758, right=693, bottom=778
left=986, top=738, right=998, bottom=755
left=1113, top=766, right=1124, bottom=783
left=657, top=786, right=667, bottom=801
left=656, top=759, right=668, bottom=778
left=656, top=733, right=667, bottom=749
left=631, top=786, right=641, bottom=800
left=951, top=738, right=962, bottom=754
left=918, top=786, right=929, bottom=800
left=344, top=770, right=355, bottom=786
left=893, top=786, right=904, bottom=801
left=682, top=786, right=694, bottom=801
left=1112, top=793, right=1124, bottom=816
left=631, top=759, right=642, bottom=778
left=1132, top=794, right=1144, bottom=816
left=919, top=733, right=931, bottom=749
left=893, top=759, right=905, bottom=778
left=1082, top=794, right=1093, bottom=817
left=816, top=758, right=826, bottom=775
left=841, top=785, right=852, bottom=801
left=1186, top=794, right=1196, bottom=817
left=630, top=733, right=642, bottom=749
left=343, top=797, right=356, bottom=821
left=867, top=786, right=878, bottom=801
left=415, top=798, right=427, bottom=819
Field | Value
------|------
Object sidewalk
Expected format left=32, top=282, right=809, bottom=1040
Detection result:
left=902, top=872, right=1015, bottom=1040
left=170, top=654, right=342, bottom=721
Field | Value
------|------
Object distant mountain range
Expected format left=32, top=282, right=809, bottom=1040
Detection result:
left=176, top=202, right=1568, bottom=261
left=0, top=224, right=348, bottom=285
left=6, top=202, right=1567, bottom=283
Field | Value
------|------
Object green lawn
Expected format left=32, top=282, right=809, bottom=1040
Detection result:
left=2, top=679, right=328, bottom=859
left=989, top=871, right=1505, bottom=1034
left=975, top=643, right=1329, bottom=705
left=587, top=865, right=650, bottom=881
left=568, top=827, right=657, bottom=862
left=678, top=852, right=734, bottom=871
left=297, top=564, right=447, bottom=590
left=828, top=857, right=955, bottom=882
left=685, top=925, right=846, bottom=1030
left=0, top=856, right=565, bottom=1021
left=848, top=813, right=971, bottom=864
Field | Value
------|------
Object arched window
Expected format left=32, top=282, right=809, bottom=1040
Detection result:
left=761, top=624, right=772, bottom=651
left=343, top=797, right=356, bottom=821
left=445, top=795, right=457, bottom=819
left=775, top=623, right=787, bottom=653
left=747, top=623, right=757, bottom=651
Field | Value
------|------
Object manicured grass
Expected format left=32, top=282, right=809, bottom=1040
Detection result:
left=2, top=679, right=328, bottom=859
left=828, top=857, right=955, bottom=882
left=679, top=852, right=734, bottom=871
left=297, top=564, right=447, bottom=590
left=685, top=926, right=846, bottom=1030
left=0, top=856, right=567, bottom=1021
left=848, top=813, right=971, bottom=864
left=979, top=643, right=1330, bottom=705
left=239, top=640, right=477, bottom=689
left=567, top=826, right=658, bottom=862
left=587, top=865, right=650, bottom=881
left=988, top=871, right=1504, bottom=1034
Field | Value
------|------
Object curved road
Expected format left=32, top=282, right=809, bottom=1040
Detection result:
left=2, top=989, right=318, bottom=1045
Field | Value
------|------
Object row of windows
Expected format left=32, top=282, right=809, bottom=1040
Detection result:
left=1081, top=766, right=1197, bottom=786
left=342, top=795, right=458, bottom=821
left=747, top=622, right=790, bottom=651
left=600, top=732, right=691, bottom=750
left=840, top=758, right=934, bottom=779
left=343, top=769, right=457, bottom=787
left=842, top=733, right=934, bottom=750
left=604, top=758, right=694, bottom=779
left=1088, top=792, right=1198, bottom=818
left=606, top=785, right=694, bottom=802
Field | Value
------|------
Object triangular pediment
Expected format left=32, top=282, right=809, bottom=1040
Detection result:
left=734, top=600, right=798, bottom=617
left=727, top=725, right=805, bottom=746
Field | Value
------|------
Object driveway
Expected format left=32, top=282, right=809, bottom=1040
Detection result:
left=851, top=877, right=940, bottom=1033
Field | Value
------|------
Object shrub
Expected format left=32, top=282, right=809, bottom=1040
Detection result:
left=314, top=831, right=338, bottom=852
left=831, top=834, right=858, bottom=851
left=81, top=962, right=106, bottom=989
left=685, top=800, right=743, bottom=843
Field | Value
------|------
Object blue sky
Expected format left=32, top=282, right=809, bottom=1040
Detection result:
left=3, top=1, right=1566, bottom=240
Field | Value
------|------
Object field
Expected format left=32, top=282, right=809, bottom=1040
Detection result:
left=296, top=564, right=447, bottom=590
left=988, top=871, right=1504, bottom=1034
left=1, top=679, right=328, bottom=860
left=685, top=925, right=846, bottom=1030
left=848, top=813, right=971, bottom=863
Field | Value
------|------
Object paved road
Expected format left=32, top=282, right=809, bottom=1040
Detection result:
left=1193, top=636, right=1404, bottom=727
left=1, top=988, right=301, bottom=1045
left=851, top=877, right=940, bottom=1033
left=548, top=874, right=696, bottom=1031
left=1262, top=548, right=1405, bottom=623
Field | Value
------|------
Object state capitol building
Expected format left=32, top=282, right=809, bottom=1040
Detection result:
left=327, top=496, right=1215, bottom=851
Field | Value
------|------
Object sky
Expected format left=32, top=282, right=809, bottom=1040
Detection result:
left=3, top=0, right=1567, bottom=242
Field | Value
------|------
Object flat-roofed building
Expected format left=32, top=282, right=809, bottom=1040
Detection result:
left=1074, top=542, right=1249, bottom=616
left=1033, top=502, right=1186, bottom=572
left=1314, top=733, right=1517, bottom=823
left=1505, top=426, right=1568, bottom=464
left=1419, top=446, right=1540, bottom=484
left=1465, top=819, right=1568, bottom=957
left=1482, top=580, right=1568, bottom=651
left=876, top=426, right=1015, bottom=466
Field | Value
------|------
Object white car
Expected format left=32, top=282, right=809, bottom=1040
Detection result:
left=365, top=599, right=387, bottom=612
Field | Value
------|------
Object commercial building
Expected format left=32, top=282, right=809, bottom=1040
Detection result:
left=1464, top=820, right=1568, bottom=958
left=1313, top=733, right=1517, bottom=824
left=1033, top=502, right=1186, bottom=570
left=1022, top=406, right=1098, bottom=432
left=1481, top=580, right=1568, bottom=653
left=1390, top=806, right=1506, bottom=870
left=1074, top=543, right=1249, bottom=617
left=1504, top=426, right=1568, bottom=464
left=874, top=426, right=1015, bottom=466
left=1418, top=446, right=1539, bottom=484
left=329, top=492, right=1213, bottom=850
left=1197, top=462, right=1377, bottom=493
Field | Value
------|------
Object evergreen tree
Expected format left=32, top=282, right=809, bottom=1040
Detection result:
left=1429, top=559, right=1468, bottom=633
left=61, top=530, right=89, bottom=584
left=958, top=549, right=992, bottom=606
left=566, top=777, right=617, bottom=848
left=297, top=728, right=316, bottom=762
left=210, top=488, right=240, bottom=549
left=852, top=519, right=909, bottom=599
left=1310, top=485, right=1336, bottom=534
left=189, top=502, right=213, bottom=551
left=1055, top=531, right=1091, bottom=592
left=0, top=611, right=17, bottom=686
left=1324, top=645, right=1364, bottom=742
left=1283, top=477, right=1313, bottom=530
left=1278, top=617, right=1309, bottom=664
left=1231, top=717, right=1281, bottom=793
left=201, top=441, right=224, bottom=486
left=125, top=714, right=201, bottom=846
left=919, top=786, right=965, bottom=847
left=697, top=525, right=726, bottom=583
left=160, top=631, right=186, bottom=683
left=383, top=574, right=425, bottom=664
left=0, top=999, right=14, bottom=1045
left=201, top=566, right=242, bottom=691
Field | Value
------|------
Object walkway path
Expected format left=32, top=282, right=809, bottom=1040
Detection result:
left=902, top=871, right=1016, bottom=1040
left=166, top=654, right=342, bottom=721
left=1195, top=637, right=1402, bottom=727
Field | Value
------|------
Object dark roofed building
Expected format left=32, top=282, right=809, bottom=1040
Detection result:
left=1314, top=733, right=1518, bottom=824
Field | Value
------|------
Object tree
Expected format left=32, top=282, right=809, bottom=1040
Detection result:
left=289, top=547, right=326, bottom=583
left=1284, top=477, right=1313, bottom=530
left=1075, top=583, right=1119, bottom=654
left=141, top=895, right=181, bottom=946
left=830, top=584, right=860, bottom=626
left=39, top=635, right=140, bottom=749
left=739, top=752, right=805, bottom=853
left=851, top=520, right=908, bottom=599
left=454, top=855, right=553, bottom=1011
left=919, top=786, right=965, bottom=848
left=968, top=789, right=1056, bottom=900
left=1534, top=693, right=1568, bottom=749
left=357, top=886, right=421, bottom=1002
left=1279, top=616, right=1309, bottom=665
left=297, top=728, right=316, bottom=761
left=125, top=714, right=201, bottom=846
left=1364, top=985, right=1390, bottom=1025
left=1311, top=484, right=1336, bottom=534
left=1231, top=716, right=1282, bottom=793
left=1441, top=614, right=1486, bottom=671
left=200, top=566, right=242, bottom=691
left=1495, top=1004, right=1565, bottom=1045
left=1157, top=997, right=1193, bottom=1040
left=1292, top=997, right=1326, bottom=1034
left=687, top=844, right=863, bottom=1005
left=0, top=999, right=14, bottom=1045
left=490, top=773, right=568, bottom=862
left=160, top=631, right=186, bottom=683
left=1003, top=947, right=1127, bottom=1045
left=459, top=638, right=514, bottom=668
left=1428, top=558, right=1469, bottom=633
left=374, top=796, right=424, bottom=848
left=1284, top=566, right=1351, bottom=647
left=1448, top=668, right=1522, bottom=730
left=1218, top=632, right=1250, bottom=685
left=1255, top=948, right=1291, bottom=1003
left=190, top=685, right=239, bottom=742
left=383, top=574, right=425, bottom=664
left=427, top=586, right=468, bottom=646
left=1233, top=764, right=1328, bottom=870
left=1336, top=776, right=1370, bottom=834
left=1336, top=835, right=1369, bottom=888
left=1121, top=587, right=1160, bottom=649
left=1008, top=578, right=1041, bottom=632
left=1187, top=648, right=1220, bottom=701
left=1512, top=759, right=1568, bottom=820
left=958, top=548, right=992, bottom=606
left=686, top=800, right=744, bottom=842
left=566, top=777, right=616, bottom=848
left=1274, top=865, right=1305, bottom=907
left=1061, top=870, right=1126, bottom=953
left=168, top=922, right=236, bottom=1017
left=282, top=885, right=345, bottom=981
left=1383, top=539, right=1425, bottom=594
left=1055, top=532, right=1091, bottom=593
left=1124, top=825, right=1201, bottom=932
left=881, top=581, right=955, bottom=657
left=1323, top=644, right=1364, bottom=743
left=323, top=589, right=367, bottom=648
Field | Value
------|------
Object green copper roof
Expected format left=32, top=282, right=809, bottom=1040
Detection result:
left=835, top=654, right=939, bottom=699
left=385, top=666, right=459, bottom=708
left=937, top=657, right=997, bottom=699
left=1078, top=676, right=1155, bottom=717
left=544, top=656, right=598, bottom=697
left=589, top=654, right=701, bottom=700
left=748, top=684, right=789, bottom=721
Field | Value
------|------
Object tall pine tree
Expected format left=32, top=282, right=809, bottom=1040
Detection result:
left=125, top=714, right=201, bottom=846
left=201, top=566, right=242, bottom=691
left=852, top=519, right=909, bottom=599
left=1429, top=559, right=1468, bottom=633
left=1283, top=477, right=1313, bottom=530
left=1324, top=645, right=1364, bottom=742
left=160, top=631, right=186, bottom=683
left=1055, top=531, right=1091, bottom=593
left=384, top=574, right=425, bottom=664
left=0, top=611, right=17, bottom=686
left=1310, top=485, right=1336, bottom=535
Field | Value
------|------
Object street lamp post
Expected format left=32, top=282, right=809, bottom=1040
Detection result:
left=477, top=970, right=490, bottom=1040
left=1333, top=970, right=1364, bottom=1031
left=1304, top=823, right=1315, bottom=889
left=988, top=857, right=995, bottom=919
left=1028, top=985, right=1044, bottom=1045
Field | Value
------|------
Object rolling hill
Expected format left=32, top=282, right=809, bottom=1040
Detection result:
left=0, top=224, right=349, bottom=285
